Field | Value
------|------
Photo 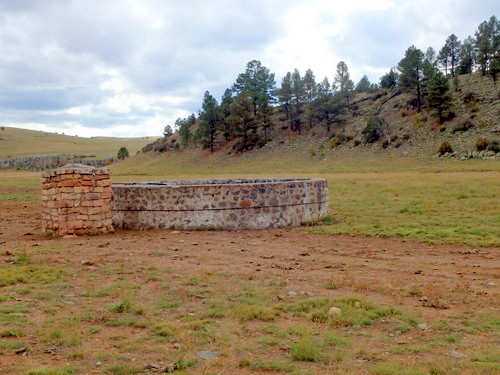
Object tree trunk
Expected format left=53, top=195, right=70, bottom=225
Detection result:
left=416, top=83, right=422, bottom=112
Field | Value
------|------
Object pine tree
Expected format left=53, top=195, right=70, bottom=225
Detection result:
left=445, top=34, right=461, bottom=77
left=423, top=47, right=439, bottom=83
left=277, top=72, right=292, bottom=125
left=233, top=60, right=276, bottom=116
left=229, top=92, right=260, bottom=152
left=380, top=68, right=398, bottom=89
left=458, top=36, right=475, bottom=74
left=310, top=77, right=342, bottom=133
left=117, top=147, right=129, bottom=160
left=438, top=43, right=450, bottom=76
left=303, top=69, right=317, bottom=128
left=199, top=91, right=220, bottom=152
left=355, top=75, right=371, bottom=93
left=163, top=125, right=173, bottom=137
left=291, top=69, right=305, bottom=133
left=303, top=69, right=317, bottom=103
left=220, top=89, right=234, bottom=142
left=427, top=72, right=453, bottom=123
left=177, top=117, right=192, bottom=147
left=475, top=16, right=499, bottom=76
left=398, top=45, right=424, bottom=111
left=334, top=61, right=354, bottom=108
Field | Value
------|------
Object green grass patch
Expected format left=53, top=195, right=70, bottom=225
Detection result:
left=324, top=333, right=351, bottom=347
left=291, top=338, right=322, bottom=362
left=105, top=364, right=145, bottom=375
left=285, top=297, right=406, bottom=327
left=24, top=367, right=76, bottom=375
left=240, top=358, right=296, bottom=372
left=0, top=193, right=38, bottom=200
left=151, top=322, right=175, bottom=337
left=0, top=263, right=65, bottom=287
left=371, top=362, right=426, bottom=375
left=232, top=304, right=280, bottom=321
left=258, top=336, right=280, bottom=346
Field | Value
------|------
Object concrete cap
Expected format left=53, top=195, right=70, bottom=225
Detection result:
left=42, top=163, right=111, bottom=177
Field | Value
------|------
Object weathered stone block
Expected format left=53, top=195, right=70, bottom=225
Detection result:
left=41, top=164, right=113, bottom=236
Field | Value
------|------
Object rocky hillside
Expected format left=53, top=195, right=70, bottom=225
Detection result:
left=143, top=72, right=499, bottom=160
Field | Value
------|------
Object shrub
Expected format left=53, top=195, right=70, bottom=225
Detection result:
left=463, top=91, right=477, bottom=104
left=475, top=138, right=489, bottom=151
left=438, top=142, right=453, bottom=155
left=117, top=147, right=129, bottom=160
left=363, top=117, right=389, bottom=143
left=291, top=338, right=322, bottom=362
left=162, top=125, right=173, bottom=137
left=487, top=140, right=499, bottom=153
left=452, top=119, right=474, bottom=133
left=110, top=299, right=132, bottom=313
left=330, top=138, right=340, bottom=148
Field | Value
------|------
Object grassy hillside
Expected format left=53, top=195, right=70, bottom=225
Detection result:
left=0, top=127, right=159, bottom=159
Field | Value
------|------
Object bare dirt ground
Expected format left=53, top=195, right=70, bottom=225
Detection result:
left=0, top=192, right=499, bottom=374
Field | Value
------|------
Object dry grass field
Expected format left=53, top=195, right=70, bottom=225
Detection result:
left=0, top=152, right=498, bottom=374
left=0, top=127, right=158, bottom=159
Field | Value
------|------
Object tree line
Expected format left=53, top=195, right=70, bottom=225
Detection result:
left=164, top=16, right=499, bottom=152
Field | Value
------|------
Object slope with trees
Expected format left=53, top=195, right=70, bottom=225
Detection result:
left=141, top=16, right=499, bottom=158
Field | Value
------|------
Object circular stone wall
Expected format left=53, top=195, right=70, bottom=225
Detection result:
left=112, top=178, right=329, bottom=230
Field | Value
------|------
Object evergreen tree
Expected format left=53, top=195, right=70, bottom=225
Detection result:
left=163, top=125, right=173, bottom=137
left=334, top=61, right=354, bottom=107
left=475, top=16, right=499, bottom=76
left=277, top=72, right=293, bottom=125
left=438, top=43, right=450, bottom=76
left=117, top=147, right=129, bottom=160
left=177, top=117, right=192, bottom=147
left=198, top=91, right=220, bottom=152
left=445, top=34, right=461, bottom=77
left=355, top=75, right=371, bottom=93
left=427, top=72, right=453, bottom=123
left=229, top=92, right=260, bottom=152
left=310, top=77, right=341, bottom=133
left=220, top=89, right=234, bottom=141
left=458, top=36, right=475, bottom=74
left=291, top=68, right=305, bottom=133
left=233, top=60, right=276, bottom=116
left=303, top=69, right=317, bottom=102
left=398, top=45, right=424, bottom=111
left=303, top=69, right=317, bottom=128
left=379, top=68, right=398, bottom=89
left=423, top=47, right=439, bottom=82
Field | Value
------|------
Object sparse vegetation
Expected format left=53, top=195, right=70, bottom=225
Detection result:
left=117, top=147, right=130, bottom=160
left=291, top=338, right=322, bottom=362
left=476, top=138, right=489, bottom=151
left=438, top=142, right=453, bottom=155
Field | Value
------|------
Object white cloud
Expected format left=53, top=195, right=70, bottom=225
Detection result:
left=0, top=0, right=497, bottom=137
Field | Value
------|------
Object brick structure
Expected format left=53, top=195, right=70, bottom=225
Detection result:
left=41, top=164, right=113, bottom=235
left=112, top=178, right=329, bottom=230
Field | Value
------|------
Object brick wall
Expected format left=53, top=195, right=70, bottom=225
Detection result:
left=41, top=164, right=113, bottom=235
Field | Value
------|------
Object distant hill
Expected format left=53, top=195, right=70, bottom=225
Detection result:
left=139, top=72, right=499, bottom=162
left=0, top=127, right=160, bottom=159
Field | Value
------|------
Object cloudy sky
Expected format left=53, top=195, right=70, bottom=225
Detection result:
left=0, top=0, right=497, bottom=137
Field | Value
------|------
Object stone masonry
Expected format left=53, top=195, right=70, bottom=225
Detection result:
left=112, top=178, right=329, bottom=230
left=41, top=164, right=113, bottom=235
